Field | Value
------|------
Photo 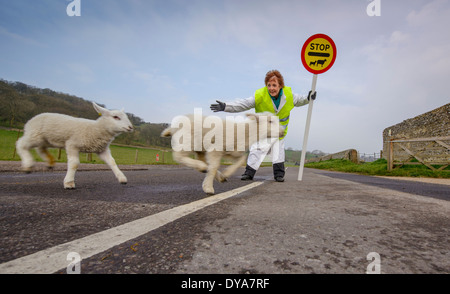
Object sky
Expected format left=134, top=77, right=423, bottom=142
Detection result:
left=1, top=0, right=449, bottom=154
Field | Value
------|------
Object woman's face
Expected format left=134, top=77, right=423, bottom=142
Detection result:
left=267, top=76, right=282, bottom=97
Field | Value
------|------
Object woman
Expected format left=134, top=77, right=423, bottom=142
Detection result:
left=210, top=70, right=316, bottom=182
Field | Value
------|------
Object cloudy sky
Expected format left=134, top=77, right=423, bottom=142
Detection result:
left=1, top=0, right=449, bottom=154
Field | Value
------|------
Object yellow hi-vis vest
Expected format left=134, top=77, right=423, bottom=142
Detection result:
left=254, top=86, right=294, bottom=139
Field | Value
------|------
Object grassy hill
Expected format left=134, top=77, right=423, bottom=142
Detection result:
left=0, top=79, right=171, bottom=148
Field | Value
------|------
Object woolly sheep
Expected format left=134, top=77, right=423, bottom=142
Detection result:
left=161, top=112, right=284, bottom=195
left=16, top=102, right=134, bottom=189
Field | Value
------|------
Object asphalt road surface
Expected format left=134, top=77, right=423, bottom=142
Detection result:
left=0, top=163, right=448, bottom=275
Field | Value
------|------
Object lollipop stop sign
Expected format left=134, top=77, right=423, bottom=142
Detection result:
left=298, top=34, right=337, bottom=181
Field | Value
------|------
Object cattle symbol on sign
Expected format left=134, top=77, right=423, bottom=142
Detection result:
left=301, top=34, right=336, bottom=75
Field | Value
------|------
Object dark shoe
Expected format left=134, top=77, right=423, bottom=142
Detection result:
left=275, top=176, right=285, bottom=182
left=241, top=174, right=253, bottom=181
left=273, top=162, right=285, bottom=179
left=241, top=165, right=256, bottom=181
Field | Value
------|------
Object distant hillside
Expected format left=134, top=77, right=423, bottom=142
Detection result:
left=0, top=79, right=171, bottom=148
left=285, top=149, right=328, bottom=165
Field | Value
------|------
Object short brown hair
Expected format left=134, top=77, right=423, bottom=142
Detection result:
left=264, top=70, right=285, bottom=88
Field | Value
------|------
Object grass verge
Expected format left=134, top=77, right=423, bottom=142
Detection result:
left=305, top=159, right=449, bottom=178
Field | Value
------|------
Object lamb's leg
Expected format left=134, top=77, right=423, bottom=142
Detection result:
left=196, top=152, right=206, bottom=162
left=64, top=146, right=79, bottom=189
left=198, top=151, right=224, bottom=181
left=15, top=137, right=35, bottom=173
left=202, top=151, right=222, bottom=195
left=173, top=151, right=208, bottom=173
left=36, top=147, right=55, bottom=170
left=220, top=154, right=248, bottom=181
left=98, top=148, right=127, bottom=184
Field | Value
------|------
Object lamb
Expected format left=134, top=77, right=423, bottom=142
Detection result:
left=316, top=59, right=327, bottom=67
left=16, top=102, right=134, bottom=189
left=161, top=112, right=284, bottom=195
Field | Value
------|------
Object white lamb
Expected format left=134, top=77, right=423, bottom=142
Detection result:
left=16, top=102, right=134, bottom=189
left=161, top=112, right=284, bottom=195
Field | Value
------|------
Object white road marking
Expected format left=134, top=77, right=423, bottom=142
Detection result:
left=0, top=181, right=264, bottom=274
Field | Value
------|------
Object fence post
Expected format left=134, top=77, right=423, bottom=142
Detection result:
left=12, top=129, right=21, bottom=159
left=388, top=139, right=393, bottom=171
left=135, top=149, right=139, bottom=164
left=350, top=149, right=358, bottom=163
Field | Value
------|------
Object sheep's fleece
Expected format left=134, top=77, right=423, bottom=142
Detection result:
left=15, top=102, right=133, bottom=189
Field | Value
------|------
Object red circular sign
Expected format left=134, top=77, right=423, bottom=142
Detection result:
left=301, top=34, right=337, bottom=75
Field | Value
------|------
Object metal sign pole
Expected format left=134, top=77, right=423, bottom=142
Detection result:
left=298, top=74, right=317, bottom=181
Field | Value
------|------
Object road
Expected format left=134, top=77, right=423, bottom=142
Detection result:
left=0, top=163, right=449, bottom=275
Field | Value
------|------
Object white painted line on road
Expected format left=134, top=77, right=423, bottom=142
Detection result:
left=0, top=181, right=264, bottom=274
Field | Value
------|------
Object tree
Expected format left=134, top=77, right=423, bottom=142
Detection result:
left=0, top=88, right=34, bottom=127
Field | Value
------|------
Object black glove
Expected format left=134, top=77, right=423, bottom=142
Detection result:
left=307, top=90, right=317, bottom=101
left=210, top=100, right=226, bottom=112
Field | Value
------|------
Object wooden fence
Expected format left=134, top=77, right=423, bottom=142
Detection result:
left=359, top=152, right=381, bottom=162
left=386, top=136, right=450, bottom=171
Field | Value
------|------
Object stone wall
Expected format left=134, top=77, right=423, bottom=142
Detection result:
left=382, top=103, right=450, bottom=164
left=306, top=149, right=358, bottom=163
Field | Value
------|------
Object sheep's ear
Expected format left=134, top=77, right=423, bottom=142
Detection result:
left=93, top=102, right=110, bottom=117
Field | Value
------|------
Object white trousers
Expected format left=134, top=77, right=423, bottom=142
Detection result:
left=247, top=138, right=285, bottom=170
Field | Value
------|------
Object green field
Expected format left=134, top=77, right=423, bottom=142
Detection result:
left=0, top=129, right=175, bottom=165
left=305, top=158, right=450, bottom=178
